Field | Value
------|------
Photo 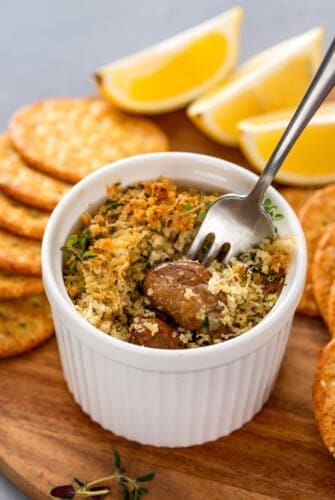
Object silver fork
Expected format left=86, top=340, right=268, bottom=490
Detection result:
left=188, top=37, right=335, bottom=266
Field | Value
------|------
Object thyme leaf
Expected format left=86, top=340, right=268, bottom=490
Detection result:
left=113, top=448, right=121, bottom=469
left=135, top=473, right=155, bottom=483
left=263, top=198, right=284, bottom=221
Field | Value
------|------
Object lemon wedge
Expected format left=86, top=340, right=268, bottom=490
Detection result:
left=95, top=7, right=243, bottom=114
left=238, top=102, right=335, bottom=186
left=187, top=28, right=323, bottom=145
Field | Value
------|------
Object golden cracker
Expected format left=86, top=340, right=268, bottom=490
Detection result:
left=313, top=338, right=335, bottom=459
left=328, top=280, right=335, bottom=338
left=0, top=189, right=49, bottom=240
left=312, top=223, right=335, bottom=327
left=0, top=271, right=43, bottom=298
left=0, top=228, right=41, bottom=275
left=279, top=187, right=315, bottom=215
left=9, top=98, right=169, bottom=183
left=298, top=184, right=335, bottom=317
left=0, top=294, right=53, bottom=358
left=0, top=134, right=71, bottom=211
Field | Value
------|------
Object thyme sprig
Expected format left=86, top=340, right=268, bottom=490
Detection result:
left=61, top=229, right=97, bottom=269
left=263, top=198, right=284, bottom=221
left=50, top=448, right=155, bottom=499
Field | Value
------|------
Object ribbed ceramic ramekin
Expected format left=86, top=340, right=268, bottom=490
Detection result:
left=42, top=152, right=306, bottom=447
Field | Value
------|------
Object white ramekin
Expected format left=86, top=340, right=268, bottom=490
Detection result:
left=42, top=152, right=306, bottom=447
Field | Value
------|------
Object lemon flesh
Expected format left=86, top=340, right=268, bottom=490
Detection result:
left=114, top=33, right=228, bottom=102
left=238, top=102, right=335, bottom=186
left=95, top=7, right=243, bottom=113
left=188, top=28, right=323, bottom=145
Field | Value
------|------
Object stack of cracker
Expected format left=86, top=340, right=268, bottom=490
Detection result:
left=280, top=186, right=335, bottom=459
left=0, top=97, right=169, bottom=358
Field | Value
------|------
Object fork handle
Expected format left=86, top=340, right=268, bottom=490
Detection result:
left=249, top=36, right=335, bottom=203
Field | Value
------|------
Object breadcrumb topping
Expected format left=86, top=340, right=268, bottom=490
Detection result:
left=63, top=177, right=294, bottom=348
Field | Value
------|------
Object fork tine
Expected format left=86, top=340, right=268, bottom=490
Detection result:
left=222, top=245, right=235, bottom=265
left=187, top=227, right=210, bottom=261
left=201, top=238, right=226, bottom=266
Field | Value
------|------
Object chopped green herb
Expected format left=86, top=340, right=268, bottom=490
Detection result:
left=202, top=317, right=209, bottom=329
left=82, top=250, right=96, bottom=259
left=196, top=210, right=207, bottom=223
left=105, top=199, right=123, bottom=209
left=182, top=202, right=193, bottom=210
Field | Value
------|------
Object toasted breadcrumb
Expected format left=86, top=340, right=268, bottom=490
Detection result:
left=63, top=178, right=293, bottom=347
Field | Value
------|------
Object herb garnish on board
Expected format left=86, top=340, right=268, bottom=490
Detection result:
left=50, top=448, right=155, bottom=499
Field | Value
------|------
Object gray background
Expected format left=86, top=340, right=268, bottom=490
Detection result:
left=0, top=0, right=334, bottom=498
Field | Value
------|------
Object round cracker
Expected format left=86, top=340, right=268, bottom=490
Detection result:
left=279, top=187, right=315, bottom=215
left=0, top=134, right=71, bottom=211
left=0, top=190, right=49, bottom=239
left=0, top=271, right=43, bottom=298
left=298, top=184, right=335, bottom=317
left=9, top=98, right=169, bottom=183
left=0, top=294, right=53, bottom=358
left=0, top=228, right=41, bottom=275
left=312, top=223, right=335, bottom=326
left=313, top=338, right=335, bottom=459
left=328, top=280, right=335, bottom=338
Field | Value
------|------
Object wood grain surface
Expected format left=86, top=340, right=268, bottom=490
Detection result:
left=0, top=110, right=334, bottom=499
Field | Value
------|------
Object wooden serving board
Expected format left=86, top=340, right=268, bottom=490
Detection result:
left=1, top=111, right=335, bottom=499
